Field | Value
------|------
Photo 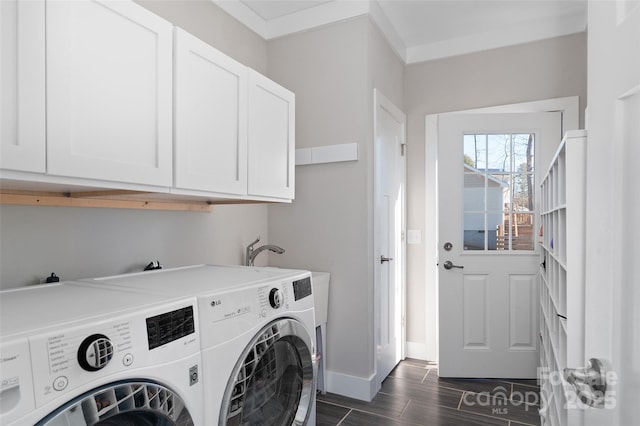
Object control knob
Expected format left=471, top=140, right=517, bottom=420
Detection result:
left=269, top=288, right=283, bottom=309
left=77, top=334, right=114, bottom=372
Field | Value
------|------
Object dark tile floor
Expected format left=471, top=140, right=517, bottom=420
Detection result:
left=316, top=359, right=541, bottom=426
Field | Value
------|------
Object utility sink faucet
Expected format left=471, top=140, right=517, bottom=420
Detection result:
left=245, top=236, right=285, bottom=266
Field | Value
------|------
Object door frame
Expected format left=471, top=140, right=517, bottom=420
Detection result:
left=423, top=96, right=580, bottom=361
left=373, top=88, right=407, bottom=390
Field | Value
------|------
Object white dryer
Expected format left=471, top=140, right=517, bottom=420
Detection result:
left=81, top=265, right=317, bottom=426
left=0, top=282, right=204, bottom=425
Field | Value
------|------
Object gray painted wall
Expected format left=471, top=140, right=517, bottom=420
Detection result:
left=266, top=17, right=372, bottom=382
left=134, top=0, right=267, bottom=74
left=266, top=17, right=404, bottom=395
left=403, top=32, right=588, bottom=352
left=0, top=204, right=268, bottom=287
left=0, top=0, right=271, bottom=288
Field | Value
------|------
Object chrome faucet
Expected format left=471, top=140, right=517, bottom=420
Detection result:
left=245, top=237, right=285, bottom=266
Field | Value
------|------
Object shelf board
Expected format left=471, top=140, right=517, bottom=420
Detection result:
left=541, top=204, right=567, bottom=215
left=540, top=245, right=567, bottom=269
left=0, top=189, right=214, bottom=212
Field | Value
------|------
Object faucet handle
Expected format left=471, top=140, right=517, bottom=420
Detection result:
left=248, top=236, right=261, bottom=249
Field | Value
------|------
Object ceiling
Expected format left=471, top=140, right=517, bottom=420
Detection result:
left=213, top=0, right=587, bottom=64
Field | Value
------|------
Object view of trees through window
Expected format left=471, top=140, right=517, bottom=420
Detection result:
left=463, top=133, right=535, bottom=251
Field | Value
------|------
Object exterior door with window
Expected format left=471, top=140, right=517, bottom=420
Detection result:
left=438, top=112, right=560, bottom=378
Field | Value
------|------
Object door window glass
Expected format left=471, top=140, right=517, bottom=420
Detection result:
left=463, top=133, right=536, bottom=251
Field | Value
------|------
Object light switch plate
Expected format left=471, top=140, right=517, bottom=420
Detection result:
left=407, top=229, right=422, bottom=245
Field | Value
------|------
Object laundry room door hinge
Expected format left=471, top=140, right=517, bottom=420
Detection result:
left=401, top=143, right=406, bottom=156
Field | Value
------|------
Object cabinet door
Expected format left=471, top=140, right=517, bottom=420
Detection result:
left=247, top=70, right=295, bottom=200
left=174, top=28, right=247, bottom=194
left=0, top=0, right=45, bottom=173
left=46, top=0, right=172, bottom=187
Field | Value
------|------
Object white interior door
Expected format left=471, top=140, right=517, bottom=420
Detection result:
left=438, top=112, right=560, bottom=378
left=581, top=2, right=640, bottom=425
left=374, top=89, right=406, bottom=389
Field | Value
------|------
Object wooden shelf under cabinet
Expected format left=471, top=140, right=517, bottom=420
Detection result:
left=0, top=190, right=217, bottom=212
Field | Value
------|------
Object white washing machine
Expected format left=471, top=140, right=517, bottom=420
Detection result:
left=0, top=282, right=204, bottom=425
left=80, top=265, right=317, bottom=426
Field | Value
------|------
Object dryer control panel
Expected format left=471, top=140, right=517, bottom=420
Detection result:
left=292, top=276, right=312, bottom=301
left=199, top=272, right=314, bottom=348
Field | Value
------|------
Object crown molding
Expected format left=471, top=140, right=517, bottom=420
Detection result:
left=405, top=10, right=587, bottom=64
left=213, top=0, right=587, bottom=65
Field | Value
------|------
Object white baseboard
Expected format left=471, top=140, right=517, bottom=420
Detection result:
left=325, top=370, right=379, bottom=402
left=324, top=343, right=435, bottom=402
left=405, top=341, right=428, bottom=360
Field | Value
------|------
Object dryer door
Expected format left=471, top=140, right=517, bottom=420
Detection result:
left=220, top=318, right=316, bottom=426
left=36, top=380, right=194, bottom=426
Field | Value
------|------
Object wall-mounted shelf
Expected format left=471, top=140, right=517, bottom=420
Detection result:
left=295, top=143, right=359, bottom=166
left=538, top=130, right=587, bottom=426
left=0, top=190, right=214, bottom=212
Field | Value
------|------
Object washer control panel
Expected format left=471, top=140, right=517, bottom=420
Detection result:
left=146, top=305, right=195, bottom=350
left=28, top=298, right=199, bottom=408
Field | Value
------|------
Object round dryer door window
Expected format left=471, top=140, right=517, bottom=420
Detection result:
left=220, top=318, right=315, bottom=426
left=36, top=381, right=194, bottom=426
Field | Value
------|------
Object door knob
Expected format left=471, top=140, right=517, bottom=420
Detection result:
left=380, top=255, right=393, bottom=264
left=564, top=358, right=607, bottom=408
left=443, top=260, right=464, bottom=270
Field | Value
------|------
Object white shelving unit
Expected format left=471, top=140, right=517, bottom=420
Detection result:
left=538, top=130, right=587, bottom=426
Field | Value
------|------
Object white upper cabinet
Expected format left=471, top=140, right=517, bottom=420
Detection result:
left=46, top=0, right=173, bottom=187
left=247, top=70, right=295, bottom=200
left=174, top=28, right=248, bottom=195
left=175, top=32, right=295, bottom=201
left=0, top=0, right=295, bottom=203
left=0, top=0, right=46, bottom=173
